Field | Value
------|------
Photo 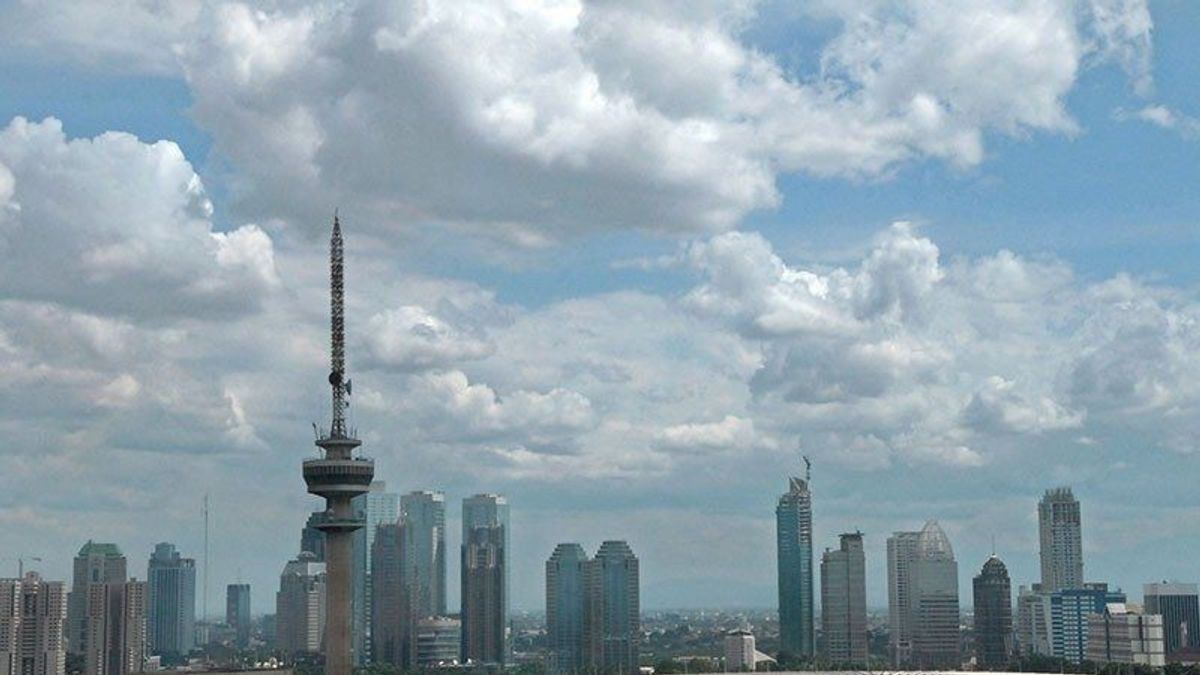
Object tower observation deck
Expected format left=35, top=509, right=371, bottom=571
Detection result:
left=302, top=214, right=374, bottom=675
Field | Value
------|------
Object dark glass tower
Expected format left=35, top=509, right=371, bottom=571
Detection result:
left=777, top=476, right=814, bottom=660
left=973, top=556, right=1013, bottom=669
left=546, top=543, right=588, bottom=674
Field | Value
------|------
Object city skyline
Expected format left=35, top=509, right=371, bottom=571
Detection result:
left=2, top=0, right=1200, bottom=616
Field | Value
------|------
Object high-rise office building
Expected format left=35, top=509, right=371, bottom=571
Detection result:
left=820, top=532, right=867, bottom=665
left=1143, top=582, right=1200, bottom=657
left=275, top=552, right=327, bottom=656
left=461, top=494, right=509, bottom=665
left=1039, top=488, right=1083, bottom=592
left=301, top=511, right=327, bottom=562
left=146, top=543, right=196, bottom=656
left=226, top=584, right=251, bottom=648
left=887, top=530, right=921, bottom=666
left=402, top=491, right=447, bottom=618
left=83, top=580, right=146, bottom=675
left=68, top=542, right=127, bottom=656
left=776, top=475, right=814, bottom=659
left=1016, top=584, right=1051, bottom=657
left=353, top=481, right=399, bottom=664
left=0, top=572, right=67, bottom=675
left=724, top=630, right=755, bottom=672
left=461, top=525, right=505, bottom=665
left=546, top=543, right=588, bottom=674
left=1049, top=583, right=1125, bottom=663
left=1085, top=603, right=1165, bottom=666
left=584, top=541, right=640, bottom=675
left=973, top=556, right=1013, bottom=669
left=911, top=521, right=960, bottom=669
left=370, top=522, right=408, bottom=668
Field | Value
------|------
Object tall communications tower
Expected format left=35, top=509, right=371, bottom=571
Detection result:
left=303, top=214, right=374, bottom=675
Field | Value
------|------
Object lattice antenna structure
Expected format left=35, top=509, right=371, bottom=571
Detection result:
left=328, top=213, right=348, bottom=438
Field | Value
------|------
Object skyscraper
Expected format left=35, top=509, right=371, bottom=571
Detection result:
left=820, top=532, right=867, bottom=665
left=146, top=543, right=196, bottom=657
left=68, top=542, right=127, bottom=655
left=1143, top=582, right=1200, bottom=657
left=887, top=530, right=921, bottom=667
left=776, top=475, right=814, bottom=660
left=1039, top=487, right=1083, bottom=592
left=546, top=543, right=588, bottom=674
left=724, top=630, right=756, bottom=673
left=275, top=552, right=327, bottom=657
left=370, top=522, right=407, bottom=668
left=301, top=215, right=375, bottom=675
left=461, top=524, right=505, bottom=665
left=973, top=556, right=1013, bottom=669
left=83, top=579, right=146, bottom=675
left=911, top=521, right=960, bottom=669
left=402, top=490, right=447, bottom=618
left=353, top=481, right=399, bottom=664
left=584, top=541, right=640, bottom=674
left=1049, top=583, right=1125, bottom=663
left=226, top=584, right=251, bottom=648
left=461, top=494, right=509, bottom=665
left=0, top=572, right=67, bottom=675
left=301, top=511, right=327, bottom=562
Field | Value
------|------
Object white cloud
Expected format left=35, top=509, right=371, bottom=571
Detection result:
left=361, top=305, right=494, bottom=372
left=0, top=117, right=279, bottom=320
left=1128, top=105, right=1200, bottom=140
left=163, top=0, right=1154, bottom=239
left=656, top=415, right=776, bottom=454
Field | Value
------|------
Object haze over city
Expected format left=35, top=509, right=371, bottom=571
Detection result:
left=1, top=0, right=1198, bottom=632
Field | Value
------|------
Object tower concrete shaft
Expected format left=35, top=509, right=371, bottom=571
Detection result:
left=303, top=215, right=373, bottom=675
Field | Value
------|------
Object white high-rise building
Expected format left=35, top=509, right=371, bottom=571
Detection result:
left=887, top=530, right=921, bottom=666
left=911, top=521, right=960, bottom=669
left=1039, top=487, right=1083, bottom=592
left=724, top=630, right=755, bottom=672
left=0, top=572, right=67, bottom=675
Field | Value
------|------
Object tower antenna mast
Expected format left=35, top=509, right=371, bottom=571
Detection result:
left=329, top=212, right=348, bottom=438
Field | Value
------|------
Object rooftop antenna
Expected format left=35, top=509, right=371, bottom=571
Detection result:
left=803, top=455, right=812, bottom=482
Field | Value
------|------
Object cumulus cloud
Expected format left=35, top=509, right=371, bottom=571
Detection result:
left=0, top=117, right=279, bottom=320
left=656, top=415, right=776, bottom=454
left=161, top=0, right=1156, bottom=239
left=361, top=305, right=494, bottom=372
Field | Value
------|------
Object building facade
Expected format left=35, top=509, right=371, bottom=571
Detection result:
left=0, top=572, right=67, bottom=675
left=1143, top=582, right=1200, bottom=657
left=1086, top=604, right=1165, bottom=667
left=1039, top=488, right=1083, bottom=592
left=415, top=618, right=459, bottom=668
left=146, top=543, right=196, bottom=656
left=724, top=630, right=755, bottom=672
left=67, top=543, right=127, bottom=656
left=83, top=580, right=146, bottom=675
left=275, top=553, right=326, bottom=657
left=461, top=494, right=509, bottom=665
left=820, top=532, right=867, bottom=665
left=226, top=584, right=251, bottom=648
left=911, top=521, right=960, bottom=669
left=887, top=530, right=921, bottom=666
left=584, top=541, right=640, bottom=674
left=1049, top=583, right=1125, bottom=663
left=370, top=522, right=408, bottom=668
left=776, top=476, right=814, bottom=660
left=401, top=491, right=447, bottom=619
left=1016, top=585, right=1051, bottom=656
left=973, top=556, right=1013, bottom=669
left=352, top=481, right=399, bottom=665
left=546, top=544, right=588, bottom=674
left=301, top=512, right=327, bottom=562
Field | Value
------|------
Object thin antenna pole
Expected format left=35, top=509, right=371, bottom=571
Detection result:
left=329, top=213, right=347, bottom=438
left=203, top=494, right=210, bottom=633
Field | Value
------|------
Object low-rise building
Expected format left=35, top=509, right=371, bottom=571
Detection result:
left=1085, top=603, right=1165, bottom=667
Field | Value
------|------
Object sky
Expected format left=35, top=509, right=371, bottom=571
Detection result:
left=0, top=0, right=1198, bottom=616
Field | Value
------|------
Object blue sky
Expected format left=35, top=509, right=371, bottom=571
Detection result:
left=0, top=0, right=1198, bottom=615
